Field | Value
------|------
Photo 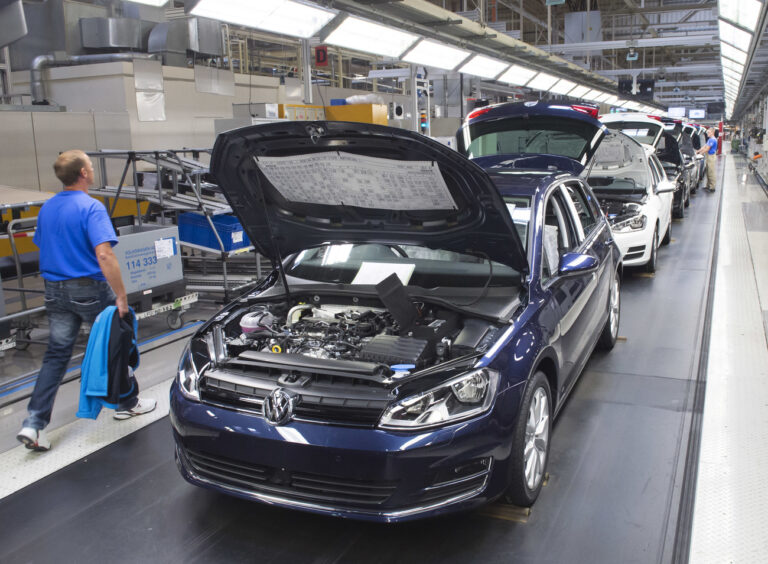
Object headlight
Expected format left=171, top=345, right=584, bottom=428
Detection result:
left=177, top=342, right=201, bottom=401
left=379, top=368, right=500, bottom=430
left=611, top=214, right=647, bottom=232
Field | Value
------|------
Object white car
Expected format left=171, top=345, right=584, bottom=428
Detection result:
left=584, top=129, right=675, bottom=272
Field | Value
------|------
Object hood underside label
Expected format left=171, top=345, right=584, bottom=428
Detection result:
left=254, top=152, right=458, bottom=211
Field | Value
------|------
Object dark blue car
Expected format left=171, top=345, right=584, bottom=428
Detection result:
left=170, top=101, right=622, bottom=521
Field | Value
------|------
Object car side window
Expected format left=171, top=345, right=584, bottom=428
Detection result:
left=563, top=182, right=597, bottom=236
left=541, top=190, right=578, bottom=281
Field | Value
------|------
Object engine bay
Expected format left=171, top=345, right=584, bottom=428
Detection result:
left=211, top=275, right=502, bottom=377
left=221, top=299, right=499, bottom=372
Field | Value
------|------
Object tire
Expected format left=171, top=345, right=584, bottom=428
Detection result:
left=661, top=221, right=671, bottom=246
left=504, top=371, right=552, bottom=507
left=674, top=200, right=685, bottom=219
left=645, top=228, right=658, bottom=273
left=684, top=189, right=691, bottom=208
left=167, top=311, right=183, bottom=330
left=597, top=270, right=621, bottom=350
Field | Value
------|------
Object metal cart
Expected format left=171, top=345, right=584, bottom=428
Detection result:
left=0, top=186, right=53, bottom=351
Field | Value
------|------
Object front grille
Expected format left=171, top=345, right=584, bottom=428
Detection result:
left=183, top=447, right=398, bottom=508
left=201, top=373, right=390, bottom=426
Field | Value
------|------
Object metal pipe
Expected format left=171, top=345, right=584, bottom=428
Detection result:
left=31, top=52, right=158, bottom=105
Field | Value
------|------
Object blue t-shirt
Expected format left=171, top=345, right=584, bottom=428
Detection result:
left=34, top=191, right=118, bottom=281
left=706, top=137, right=718, bottom=155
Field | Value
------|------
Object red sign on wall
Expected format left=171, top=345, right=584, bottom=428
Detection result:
left=315, top=45, right=328, bottom=67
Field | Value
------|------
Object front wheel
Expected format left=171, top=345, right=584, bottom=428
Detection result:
left=504, top=371, right=552, bottom=507
left=661, top=221, right=671, bottom=246
left=597, top=271, right=621, bottom=350
left=645, top=228, right=658, bottom=273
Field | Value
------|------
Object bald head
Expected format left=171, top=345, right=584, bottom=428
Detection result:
left=54, top=150, right=93, bottom=188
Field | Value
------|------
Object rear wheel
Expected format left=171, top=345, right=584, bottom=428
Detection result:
left=597, top=270, right=621, bottom=350
left=505, top=371, right=552, bottom=507
left=645, top=228, right=658, bottom=273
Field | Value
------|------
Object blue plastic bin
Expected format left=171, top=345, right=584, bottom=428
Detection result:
left=177, top=213, right=250, bottom=251
left=330, top=98, right=347, bottom=106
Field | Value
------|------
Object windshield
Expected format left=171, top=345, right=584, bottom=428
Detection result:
left=461, top=116, right=597, bottom=161
left=605, top=121, right=661, bottom=146
left=286, top=243, right=523, bottom=289
left=588, top=134, right=649, bottom=194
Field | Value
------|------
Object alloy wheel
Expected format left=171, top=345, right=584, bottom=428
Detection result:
left=524, top=388, right=550, bottom=490
left=609, top=275, right=620, bottom=340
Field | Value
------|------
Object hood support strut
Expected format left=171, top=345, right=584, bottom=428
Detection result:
left=252, top=157, right=292, bottom=303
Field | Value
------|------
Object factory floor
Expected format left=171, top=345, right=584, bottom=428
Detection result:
left=0, top=153, right=766, bottom=563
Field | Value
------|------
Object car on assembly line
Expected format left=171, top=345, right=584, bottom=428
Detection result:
left=684, top=123, right=707, bottom=187
left=170, top=104, right=622, bottom=522
left=586, top=130, right=676, bottom=272
left=601, top=113, right=692, bottom=219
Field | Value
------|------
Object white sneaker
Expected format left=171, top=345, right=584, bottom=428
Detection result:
left=113, top=397, right=157, bottom=420
left=17, top=427, right=51, bottom=451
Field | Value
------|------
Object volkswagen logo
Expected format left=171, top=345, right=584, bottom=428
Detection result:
left=263, top=388, right=297, bottom=426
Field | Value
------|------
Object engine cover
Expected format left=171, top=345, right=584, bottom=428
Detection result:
left=358, top=335, right=431, bottom=368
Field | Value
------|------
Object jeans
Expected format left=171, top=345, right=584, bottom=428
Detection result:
left=23, top=278, right=139, bottom=430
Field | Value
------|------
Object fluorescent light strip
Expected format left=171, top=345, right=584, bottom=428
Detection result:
left=550, top=78, right=577, bottom=95
left=527, top=72, right=559, bottom=91
left=568, top=85, right=591, bottom=98
left=604, top=94, right=619, bottom=105
left=458, top=55, right=509, bottom=79
left=497, top=65, right=538, bottom=86
left=721, top=57, right=745, bottom=74
left=594, top=92, right=611, bottom=103
left=719, top=19, right=753, bottom=52
left=325, top=16, right=419, bottom=57
left=126, top=0, right=168, bottom=5
left=401, top=39, right=470, bottom=71
left=583, top=89, right=603, bottom=101
left=720, top=41, right=748, bottom=65
left=191, top=0, right=335, bottom=39
left=719, top=0, right=761, bottom=33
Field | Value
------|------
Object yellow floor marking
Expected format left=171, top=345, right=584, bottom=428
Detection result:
left=617, top=336, right=628, bottom=342
left=633, top=272, right=655, bottom=278
left=479, top=503, right=531, bottom=523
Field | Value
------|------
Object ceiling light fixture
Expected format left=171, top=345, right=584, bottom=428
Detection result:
left=401, top=39, right=471, bottom=70
left=458, top=55, right=509, bottom=79
left=325, top=16, right=419, bottom=57
left=550, top=78, right=577, bottom=95
left=526, top=72, right=559, bottom=91
left=718, top=19, right=753, bottom=52
left=497, top=65, right=538, bottom=86
left=190, top=0, right=335, bottom=39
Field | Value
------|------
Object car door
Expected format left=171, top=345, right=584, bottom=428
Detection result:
left=561, top=181, right=611, bottom=375
left=649, top=154, right=672, bottom=235
left=539, top=184, right=603, bottom=395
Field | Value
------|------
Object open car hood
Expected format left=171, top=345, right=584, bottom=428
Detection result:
left=601, top=116, right=664, bottom=150
left=456, top=101, right=606, bottom=175
left=210, top=121, right=528, bottom=274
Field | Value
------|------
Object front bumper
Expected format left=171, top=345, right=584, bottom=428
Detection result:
left=612, top=226, right=653, bottom=266
left=169, top=381, right=520, bottom=522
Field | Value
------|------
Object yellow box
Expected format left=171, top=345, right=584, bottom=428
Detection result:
left=324, top=104, right=388, bottom=126
left=278, top=104, right=326, bottom=120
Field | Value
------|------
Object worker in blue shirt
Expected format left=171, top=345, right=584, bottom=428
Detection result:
left=696, top=127, right=718, bottom=192
left=16, top=150, right=156, bottom=452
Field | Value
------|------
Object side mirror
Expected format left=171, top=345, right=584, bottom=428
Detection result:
left=559, top=252, right=599, bottom=277
left=656, top=179, right=676, bottom=193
